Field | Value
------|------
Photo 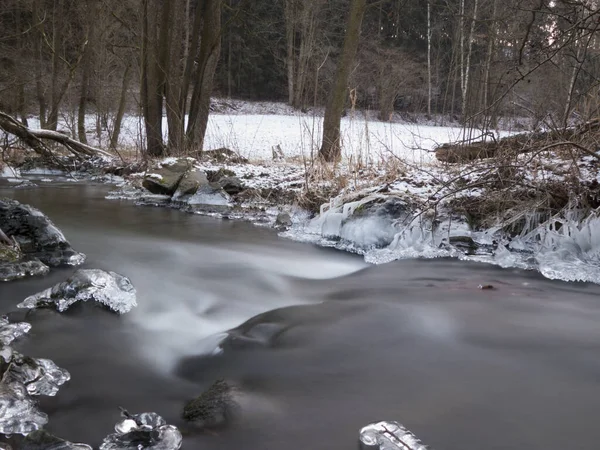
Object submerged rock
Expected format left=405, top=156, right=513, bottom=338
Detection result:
left=0, top=199, right=85, bottom=266
left=21, top=430, right=92, bottom=450
left=359, top=421, right=428, bottom=450
left=182, top=379, right=238, bottom=429
left=18, top=269, right=137, bottom=314
left=100, top=410, right=182, bottom=450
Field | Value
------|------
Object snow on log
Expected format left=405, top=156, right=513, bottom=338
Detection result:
left=0, top=111, right=115, bottom=159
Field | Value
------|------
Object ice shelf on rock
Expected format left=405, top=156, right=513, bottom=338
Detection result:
left=18, top=269, right=137, bottom=314
left=100, top=410, right=182, bottom=450
left=359, top=421, right=428, bottom=450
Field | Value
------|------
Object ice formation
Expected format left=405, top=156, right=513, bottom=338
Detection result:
left=359, top=421, right=428, bottom=450
left=100, top=410, right=182, bottom=450
left=18, top=269, right=137, bottom=314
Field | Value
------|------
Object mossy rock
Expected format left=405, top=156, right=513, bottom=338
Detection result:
left=0, top=244, right=21, bottom=263
left=182, top=379, right=239, bottom=429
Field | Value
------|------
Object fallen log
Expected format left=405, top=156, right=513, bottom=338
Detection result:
left=0, top=111, right=115, bottom=159
left=436, top=119, right=600, bottom=163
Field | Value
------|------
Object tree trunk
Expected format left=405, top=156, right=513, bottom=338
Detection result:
left=285, top=0, right=296, bottom=106
left=186, top=0, right=222, bottom=152
left=140, top=0, right=165, bottom=157
left=319, top=0, right=367, bottom=162
left=427, top=0, right=432, bottom=116
left=110, top=63, right=132, bottom=150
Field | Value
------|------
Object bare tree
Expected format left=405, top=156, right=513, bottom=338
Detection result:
left=319, top=0, right=367, bottom=162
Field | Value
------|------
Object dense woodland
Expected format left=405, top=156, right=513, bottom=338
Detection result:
left=1, top=0, right=600, bottom=159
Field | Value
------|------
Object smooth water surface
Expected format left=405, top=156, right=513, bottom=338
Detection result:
left=1, top=183, right=600, bottom=449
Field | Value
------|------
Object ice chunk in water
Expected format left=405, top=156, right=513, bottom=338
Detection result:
left=7, top=353, right=70, bottom=396
left=359, top=421, right=428, bottom=450
left=0, top=382, right=48, bottom=435
left=100, top=410, right=182, bottom=450
left=0, top=317, right=31, bottom=346
left=18, top=269, right=137, bottom=314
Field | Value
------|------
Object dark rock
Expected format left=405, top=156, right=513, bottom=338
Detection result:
left=207, top=168, right=236, bottom=182
left=0, top=199, right=85, bottom=267
left=100, top=410, right=182, bottom=450
left=448, top=235, right=478, bottom=253
left=18, top=269, right=137, bottom=314
left=0, top=257, right=49, bottom=282
left=275, top=212, right=292, bottom=229
left=182, top=380, right=239, bottom=429
left=20, top=430, right=91, bottom=450
left=142, top=159, right=193, bottom=196
left=217, top=176, right=245, bottom=195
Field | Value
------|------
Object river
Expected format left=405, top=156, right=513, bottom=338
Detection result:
left=1, top=182, right=600, bottom=449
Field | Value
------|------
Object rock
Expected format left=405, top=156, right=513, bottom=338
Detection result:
left=359, top=421, right=428, bottom=450
left=142, top=159, right=193, bottom=196
left=100, top=410, right=182, bottom=450
left=275, top=212, right=292, bottom=228
left=172, top=170, right=209, bottom=198
left=0, top=258, right=49, bottom=282
left=0, top=199, right=85, bottom=267
left=18, top=269, right=137, bottom=314
left=182, top=379, right=239, bottom=429
left=448, top=235, right=478, bottom=254
left=20, top=430, right=92, bottom=450
left=206, top=168, right=236, bottom=182
left=217, top=176, right=244, bottom=196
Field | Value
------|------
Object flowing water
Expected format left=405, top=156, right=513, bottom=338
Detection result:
left=1, top=183, right=600, bottom=449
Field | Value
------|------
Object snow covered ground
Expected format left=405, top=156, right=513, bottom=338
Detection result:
left=25, top=103, right=513, bottom=166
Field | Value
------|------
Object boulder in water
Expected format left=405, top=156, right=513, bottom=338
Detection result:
left=172, top=170, right=209, bottom=198
left=100, top=410, right=182, bottom=450
left=142, top=159, right=193, bottom=196
left=20, top=430, right=92, bottom=450
left=0, top=199, right=85, bottom=266
left=17, top=269, right=137, bottom=314
left=359, top=421, right=428, bottom=450
left=182, top=379, right=239, bottom=429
